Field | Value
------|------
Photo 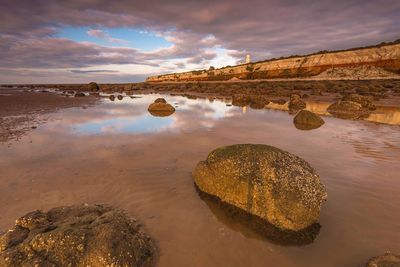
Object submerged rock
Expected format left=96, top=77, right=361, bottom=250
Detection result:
left=327, top=100, right=370, bottom=119
left=88, top=82, right=100, bottom=92
left=74, top=92, right=85, bottom=97
left=293, top=110, right=325, bottom=130
left=366, top=252, right=400, bottom=267
left=193, top=144, right=327, bottom=231
left=288, top=94, right=306, bottom=114
left=0, top=204, right=156, bottom=267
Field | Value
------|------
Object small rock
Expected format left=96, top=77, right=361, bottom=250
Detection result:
left=109, top=95, right=115, bottom=101
left=327, top=100, right=370, bottom=119
left=88, top=82, right=100, bottom=92
left=74, top=92, right=85, bottom=97
left=293, top=110, right=325, bottom=130
left=366, top=252, right=400, bottom=267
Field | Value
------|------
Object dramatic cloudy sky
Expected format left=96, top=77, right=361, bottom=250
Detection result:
left=1, top=0, right=399, bottom=83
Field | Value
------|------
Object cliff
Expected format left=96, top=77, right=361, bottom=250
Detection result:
left=146, top=42, right=400, bottom=82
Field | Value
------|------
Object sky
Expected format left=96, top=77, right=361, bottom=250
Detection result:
left=0, top=0, right=399, bottom=84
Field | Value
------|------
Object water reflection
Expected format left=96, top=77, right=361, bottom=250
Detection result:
left=196, top=186, right=321, bottom=246
left=62, top=94, right=238, bottom=135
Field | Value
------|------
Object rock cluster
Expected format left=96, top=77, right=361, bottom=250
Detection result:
left=0, top=204, right=156, bottom=267
left=193, top=144, right=327, bottom=231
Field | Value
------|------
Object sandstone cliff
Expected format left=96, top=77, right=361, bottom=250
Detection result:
left=146, top=42, right=400, bottom=82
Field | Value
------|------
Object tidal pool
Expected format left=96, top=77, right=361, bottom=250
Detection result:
left=0, top=94, right=399, bottom=267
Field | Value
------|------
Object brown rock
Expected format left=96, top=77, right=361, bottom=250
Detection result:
left=193, top=144, right=327, bottom=231
left=366, top=252, right=400, bottom=267
left=0, top=204, right=156, bottom=267
left=109, top=95, right=115, bottom=101
left=88, top=82, right=100, bottom=92
left=293, top=110, right=325, bottom=130
left=327, top=100, right=370, bottom=119
left=288, top=94, right=306, bottom=113
left=342, top=93, right=376, bottom=110
left=232, top=94, right=269, bottom=109
left=154, top=98, right=167, bottom=104
left=117, top=95, right=124, bottom=100
left=148, top=102, right=175, bottom=117
left=74, top=92, right=85, bottom=97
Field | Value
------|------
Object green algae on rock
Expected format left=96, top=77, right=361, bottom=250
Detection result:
left=193, top=144, right=327, bottom=232
left=0, top=204, right=156, bottom=267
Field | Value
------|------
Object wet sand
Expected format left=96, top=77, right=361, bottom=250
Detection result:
left=0, top=92, right=399, bottom=266
left=0, top=88, right=98, bottom=142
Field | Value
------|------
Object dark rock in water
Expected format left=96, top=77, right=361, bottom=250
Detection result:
left=288, top=94, right=306, bottom=114
left=0, top=204, right=156, bottom=267
left=327, top=100, right=370, bottom=119
left=148, top=102, right=175, bottom=117
left=271, top=99, right=287, bottom=105
left=293, top=110, right=325, bottom=130
left=232, top=94, right=269, bottom=109
left=74, top=92, right=85, bottom=97
left=154, top=98, right=167, bottom=104
left=366, top=252, right=400, bottom=267
left=117, top=95, right=124, bottom=100
left=342, top=93, right=376, bottom=110
left=193, top=144, right=327, bottom=231
left=109, top=95, right=115, bottom=101
left=196, top=186, right=321, bottom=246
left=88, top=82, right=100, bottom=92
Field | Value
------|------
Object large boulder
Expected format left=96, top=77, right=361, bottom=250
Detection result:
left=88, top=82, right=100, bottom=92
left=0, top=204, right=156, bottom=267
left=342, top=93, right=376, bottom=110
left=193, top=144, right=327, bottom=231
left=366, top=252, right=400, bottom=267
left=293, top=110, right=325, bottom=130
left=327, top=100, right=370, bottom=119
left=288, top=94, right=306, bottom=114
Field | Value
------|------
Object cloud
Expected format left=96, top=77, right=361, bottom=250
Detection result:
left=0, top=0, right=399, bottom=83
left=70, top=69, right=120, bottom=74
left=87, top=29, right=128, bottom=44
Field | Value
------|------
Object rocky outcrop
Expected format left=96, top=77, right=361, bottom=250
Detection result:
left=147, top=42, right=400, bottom=82
left=0, top=204, right=156, bottom=267
left=366, top=252, right=400, bottom=267
left=148, top=98, right=175, bottom=117
left=193, top=144, right=327, bottom=231
left=293, top=110, right=325, bottom=130
left=327, top=100, right=370, bottom=119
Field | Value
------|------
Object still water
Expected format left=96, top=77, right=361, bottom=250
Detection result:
left=0, top=94, right=399, bottom=267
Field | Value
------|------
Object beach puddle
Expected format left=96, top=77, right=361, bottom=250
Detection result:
left=0, top=93, right=399, bottom=267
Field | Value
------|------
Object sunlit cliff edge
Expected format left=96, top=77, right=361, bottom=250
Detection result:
left=146, top=41, right=400, bottom=82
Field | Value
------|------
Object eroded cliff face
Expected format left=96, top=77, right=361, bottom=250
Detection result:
left=146, top=43, right=400, bottom=82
